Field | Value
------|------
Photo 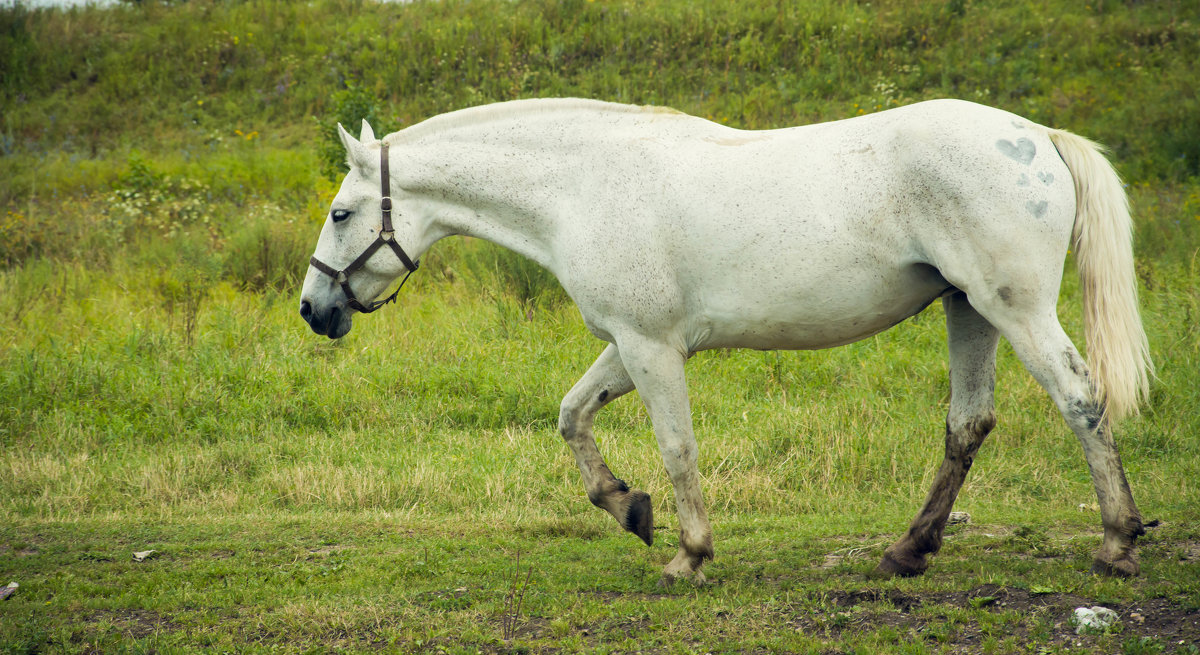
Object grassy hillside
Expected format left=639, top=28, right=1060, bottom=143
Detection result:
left=1, top=1, right=1199, bottom=653
left=2, top=0, right=1199, bottom=181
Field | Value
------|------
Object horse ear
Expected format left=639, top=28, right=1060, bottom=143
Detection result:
left=337, top=122, right=371, bottom=170
left=359, top=119, right=376, bottom=144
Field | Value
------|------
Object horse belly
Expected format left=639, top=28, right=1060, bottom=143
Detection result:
left=694, top=262, right=949, bottom=351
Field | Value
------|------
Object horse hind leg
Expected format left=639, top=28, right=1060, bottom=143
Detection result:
left=989, top=310, right=1145, bottom=576
left=875, top=292, right=1000, bottom=577
left=558, top=343, right=653, bottom=546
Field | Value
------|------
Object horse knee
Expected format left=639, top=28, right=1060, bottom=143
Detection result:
left=1066, top=398, right=1105, bottom=435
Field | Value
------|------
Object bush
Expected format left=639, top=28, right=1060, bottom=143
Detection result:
left=455, top=239, right=566, bottom=310
left=222, top=205, right=312, bottom=293
left=314, top=80, right=390, bottom=181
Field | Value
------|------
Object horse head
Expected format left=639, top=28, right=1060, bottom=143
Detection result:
left=299, top=120, right=421, bottom=338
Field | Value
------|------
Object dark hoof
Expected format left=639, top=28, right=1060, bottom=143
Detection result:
left=623, top=491, right=653, bottom=546
left=1092, top=554, right=1140, bottom=577
left=871, top=549, right=927, bottom=579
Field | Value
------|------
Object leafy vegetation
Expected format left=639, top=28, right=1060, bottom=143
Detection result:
left=1, top=0, right=1198, bottom=652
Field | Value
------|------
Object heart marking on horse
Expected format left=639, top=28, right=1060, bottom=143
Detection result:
left=996, top=137, right=1036, bottom=166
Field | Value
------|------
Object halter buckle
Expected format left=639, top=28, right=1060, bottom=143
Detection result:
left=380, top=230, right=394, bottom=242
left=380, top=196, right=393, bottom=211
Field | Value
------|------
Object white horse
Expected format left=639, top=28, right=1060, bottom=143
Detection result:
left=300, top=98, right=1152, bottom=584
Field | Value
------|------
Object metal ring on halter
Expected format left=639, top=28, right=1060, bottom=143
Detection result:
left=308, top=143, right=419, bottom=313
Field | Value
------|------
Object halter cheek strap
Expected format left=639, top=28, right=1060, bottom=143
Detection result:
left=308, top=143, right=419, bottom=313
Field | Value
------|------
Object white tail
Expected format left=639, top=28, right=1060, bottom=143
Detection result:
left=1048, top=129, right=1153, bottom=420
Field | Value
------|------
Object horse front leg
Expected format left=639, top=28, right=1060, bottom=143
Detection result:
left=616, top=335, right=713, bottom=586
left=558, top=344, right=653, bottom=545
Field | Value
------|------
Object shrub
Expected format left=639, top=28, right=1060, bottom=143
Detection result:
left=222, top=205, right=312, bottom=293
left=314, top=80, right=390, bottom=181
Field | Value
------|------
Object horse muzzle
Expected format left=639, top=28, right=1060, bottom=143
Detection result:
left=299, top=299, right=353, bottom=339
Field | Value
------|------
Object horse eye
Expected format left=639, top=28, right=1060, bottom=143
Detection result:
left=331, top=209, right=352, bottom=223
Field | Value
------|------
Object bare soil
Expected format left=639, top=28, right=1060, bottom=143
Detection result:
left=790, top=584, right=1200, bottom=653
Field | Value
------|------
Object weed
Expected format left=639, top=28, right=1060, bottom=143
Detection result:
left=1123, top=636, right=1166, bottom=655
left=501, top=552, right=533, bottom=641
left=143, top=235, right=221, bottom=348
left=223, top=205, right=310, bottom=292
left=1005, top=525, right=1064, bottom=558
left=457, top=240, right=566, bottom=312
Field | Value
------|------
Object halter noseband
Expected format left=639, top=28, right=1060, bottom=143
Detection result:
left=308, top=143, right=419, bottom=314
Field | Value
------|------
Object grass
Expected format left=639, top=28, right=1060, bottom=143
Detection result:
left=1, top=256, right=1196, bottom=522
left=1, top=250, right=1198, bottom=652
left=1, top=0, right=1199, bottom=652
left=2, top=514, right=1198, bottom=653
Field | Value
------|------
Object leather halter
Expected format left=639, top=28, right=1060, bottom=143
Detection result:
left=308, top=143, right=419, bottom=313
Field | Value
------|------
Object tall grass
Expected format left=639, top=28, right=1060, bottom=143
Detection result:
left=2, top=0, right=1198, bottom=189
left=0, top=225, right=1197, bottom=525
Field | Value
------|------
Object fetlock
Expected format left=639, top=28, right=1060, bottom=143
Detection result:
left=589, top=479, right=654, bottom=546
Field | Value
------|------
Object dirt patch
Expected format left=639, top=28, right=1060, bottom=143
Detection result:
left=413, top=586, right=476, bottom=611
left=306, top=544, right=352, bottom=555
left=790, top=584, right=1200, bottom=652
left=82, top=608, right=182, bottom=640
left=582, top=589, right=674, bottom=603
left=1181, top=542, right=1200, bottom=563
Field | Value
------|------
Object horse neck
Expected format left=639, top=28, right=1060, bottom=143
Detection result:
left=396, top=119, right=586, bottom=273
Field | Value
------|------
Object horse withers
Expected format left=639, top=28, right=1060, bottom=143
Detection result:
left=299, top=99, right=1152, bottom=585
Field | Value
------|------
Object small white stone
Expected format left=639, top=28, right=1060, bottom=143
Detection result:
left=132, top=550, right=158, bottom=562
left=1071, top=606, right=1119, bottom=634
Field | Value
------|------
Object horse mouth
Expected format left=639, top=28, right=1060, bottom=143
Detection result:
left=326, top=318, right=352, bottom=339
left=301, top=301, right=353, bottom=339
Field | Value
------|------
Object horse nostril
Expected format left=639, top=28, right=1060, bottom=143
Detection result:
left=299, top=300, right=313, bottom=322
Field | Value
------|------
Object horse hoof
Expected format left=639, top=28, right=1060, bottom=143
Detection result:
left=658, top=569, right=707, bottom=589
left=623, top=491, right=654, bottom=546
left=871, top=550, right=927, bottom=579
left=1092, top=554, right=1140, bottom=577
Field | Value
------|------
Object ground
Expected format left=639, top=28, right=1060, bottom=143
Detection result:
left=4, top=516, right=1197, bottom=654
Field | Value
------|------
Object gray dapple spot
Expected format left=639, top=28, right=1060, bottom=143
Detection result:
left=1026, top=200, right=1048, bottom=218
left=1018, top=173, right=1031, bottom=187
left=996, top=137, right=1036, bottom=165
left=1038, top=171, right=1055, bottom=186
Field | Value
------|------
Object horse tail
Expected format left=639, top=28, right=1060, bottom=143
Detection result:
left=1047, top=129, right=1152, bottom=421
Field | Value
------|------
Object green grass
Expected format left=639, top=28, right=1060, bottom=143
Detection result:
left=2, top=514, right=1198, bottom=653
left=2, top=0, right=1199, bottom=652
left=1, top=250, right=1198, bottom=652
left=1, top=255, right=1196, bottom=522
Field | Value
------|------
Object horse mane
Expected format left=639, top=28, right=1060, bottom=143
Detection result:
left=382, top=98, right=681, bottom=145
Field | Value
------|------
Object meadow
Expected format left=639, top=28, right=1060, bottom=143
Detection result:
left=1, top=0, right=1199, bottom=652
